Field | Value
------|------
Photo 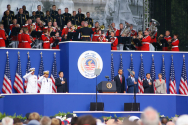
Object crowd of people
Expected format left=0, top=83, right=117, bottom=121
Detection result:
left=0, top=107, right=187, bottom=125
left=0, top=4, right=179, bottom=51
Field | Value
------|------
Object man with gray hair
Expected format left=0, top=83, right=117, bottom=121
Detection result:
left=2, top=117, right=13, bottom=125
left=176, top=115, right=188, bottom=125
left=40, top=116, right=52, bottom=125
left=141, top=107, right=160, bottom=125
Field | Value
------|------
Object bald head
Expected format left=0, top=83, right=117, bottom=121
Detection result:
left=166, top=122, right=175, bottom=125
left=141, top=107, right=159, bottom=125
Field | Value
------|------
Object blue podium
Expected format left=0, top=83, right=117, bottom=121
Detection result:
left=59, top=41, right=111, bottom=93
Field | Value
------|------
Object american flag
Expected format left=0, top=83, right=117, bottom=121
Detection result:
left=150, top=55, right=156, bottom=93
left=129, top=55, right=134, bottom=71
left=37, top=53, right=44, bottom=93
left=138, top=54, right=145, bottom=93
left=119, top=54, right=124, bottom=72
left=179, top=55, right=188, bottom=95
left=161, top=55, right=167, bottom=92
left=51, top=53, right=57, bottom=93
left=2, top=51, right=12, bottom=94
left=169, top=56, right=177, bottom=94
left=13, top=52, right=24, bottom=93
left=24, top=53, right=31, bottom=89
left=111, top=54, right=115, bottom=81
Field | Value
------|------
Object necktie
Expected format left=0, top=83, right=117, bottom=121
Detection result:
left=120, top=75, right=122, bottom=83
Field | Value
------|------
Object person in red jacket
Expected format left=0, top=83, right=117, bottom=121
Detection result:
left=41, top=29, right=53, bottom=49
left=0, top=24, right=8, bottom=48
left=162, top=30, right=172, bottom=51
left=130, top=24, right=137, bottom=37
left=61, top=21, right=75, bottom=40
left=141, top=30, right=151, bottom=51
left=97, top=29, right=106, bottom=42
left=18, top=28, right=24, bottom=48
left=171, top=34, right=179, bottom=51
left=110, top=31, right=118, bottom=50
left=106, top=23, right=117, bottom=37
left=22, top=28, right=32, bottom=48
left=51, top=32, right=61, bottom=49
left=116, top=23, right=124, bottom=37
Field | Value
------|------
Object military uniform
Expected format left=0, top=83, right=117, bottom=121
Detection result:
left=23, top=10, right=29, bottom=20
left=38, top=76, right=52, bottom=93
left=4, top=10, right=14, bottom=19
left=43, top=15, right=53, bottom=26
left=76, top=13, right=85, bottom=25
left=0, top=29, right=7, bottom=47
left=141, top=35, right=151, bottom=51
left=171, top=39, right=179, bottom=51
left=76, top=27, right=94, bottom=41
left=15, top=13, right=27, bottom=27
left=1, top=15, right=12, bottom=29
left=30, top=15, right=36, bottom=23
left=84, top=17, right=93, bottom=27
left=50, top=10, right=58, bottom=20
left=62, top=13, right=71, bottom=25
left=110, top=37, right=118, bottom=50
left=36, top=11, right=44, bottom=21
left=54, top=14, right=64, bottom=30
left=70, top=16, right=79, bottom=25
left=23, top=71, right=38, bottom=93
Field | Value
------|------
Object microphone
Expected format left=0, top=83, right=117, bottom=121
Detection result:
left=105, top=76, right=110, bottom=81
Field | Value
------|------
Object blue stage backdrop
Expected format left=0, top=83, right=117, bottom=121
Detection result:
left=111, top=51, right=188, bottom=94
left=0, top=48, right=60, bottom=93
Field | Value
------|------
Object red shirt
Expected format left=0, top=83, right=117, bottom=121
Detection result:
left=0, top=29, right=6, bottom=47
left=141, top=35, right=151, bottom=51
left=22, top=33, right=32, bottom=48
left=97, top=35, right=106, bottom=42
left=41, top=33, right=53, bottom=49
left=110, top=37, right=118, bottom=50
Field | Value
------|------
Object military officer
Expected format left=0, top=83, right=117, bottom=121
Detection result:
left=50, top=5, right=58, bottom=20
left=76, top=21, right=94, bottom=41
left=43, top=10, right=53, bottom=26
left=84, top=12, right=93, bottom=27
left=15, top=8, right=27, bottom=27
left=36, top=5, right=44, bottom=21
left=30, top=11, right=36, bottom=23
left=38, top=71, right=52, bottom=93
left=54, top=9, right=64, bottom=30
left=4, top=4, right=14, bottom=19
left=76, top=8, right=85, bottom=25
left=1, top=10, right=12, bottom=29
left=70, top=11, right=79, bottom=26
left=22, top=5, right=29, bottom=20
left=62, top=8, right=71, bottom=25
left=23, top=68, right=38, bottom=93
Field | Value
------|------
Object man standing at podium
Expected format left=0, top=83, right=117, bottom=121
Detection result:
left=126, top=71, right=138, bottom=93
left=114, top=69, right=125, bottom=93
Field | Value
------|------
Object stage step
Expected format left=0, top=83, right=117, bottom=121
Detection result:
left=73, top=111, right=143, bottom=118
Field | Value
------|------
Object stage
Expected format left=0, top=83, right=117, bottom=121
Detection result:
left=0, top=93, right=187, bottom=118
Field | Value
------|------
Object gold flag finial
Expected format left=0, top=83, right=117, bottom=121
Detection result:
left=54, top=52, right=56, bottom=55
left=183, top=55, right=185, bottom=58
left=162, top=54, right=164, bottom=57
left=171, top=55, right=173, bottom=57
left=152, top=54, right=154, bottom=57
left=120, top=54, right=122, bottom=56
left=141, top=53, right=143, bottom=57
left=111, top=53, right=113, bottom=56
left=40, top=52, right=43, bottom=57
left=6, top=51, right=9, bottom=57
left=18, top=51, right=20, bottom=55
left=131, top=53, right=132, bottom=57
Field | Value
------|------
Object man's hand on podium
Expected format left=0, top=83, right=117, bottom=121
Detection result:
left=124, top=91, right=126, bottom=93
left=61, top=81, right=65, bottom=84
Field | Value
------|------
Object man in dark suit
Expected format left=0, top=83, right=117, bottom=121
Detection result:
left=143, top=73, right=154, bottom=93
left=55, top=71, right=68, bottom=93
left=126, top=71, right=138, bottom=93
left=114, top=69, right=125, bottom=93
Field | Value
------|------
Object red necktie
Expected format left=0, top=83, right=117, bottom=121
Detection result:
left=120, top=76, right=122, bottom=83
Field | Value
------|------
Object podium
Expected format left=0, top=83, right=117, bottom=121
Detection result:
left=59, top=41, right=111, bottom=93
left=97, top=81, right=116, bottom=93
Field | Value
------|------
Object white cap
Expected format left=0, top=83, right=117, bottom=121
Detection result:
left=29, top=68, right=35, bottom=72
left=43, top=70, right=49, bottom=75
left=128, top=116, right=140, bottom=122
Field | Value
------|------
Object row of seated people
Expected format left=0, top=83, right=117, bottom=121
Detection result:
left=0, top=15, right=179, bottom=51
left=2, top=4, right=91, bottom=30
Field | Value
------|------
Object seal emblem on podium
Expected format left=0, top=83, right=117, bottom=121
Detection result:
left=78, top=50, right=103, bottom=79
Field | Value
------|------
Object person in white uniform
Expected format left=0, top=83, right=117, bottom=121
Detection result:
left=23, top=68, right=38, bottom=93
left=38, top=70, right=52, bottom=93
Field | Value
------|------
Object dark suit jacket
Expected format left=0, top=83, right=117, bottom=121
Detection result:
left=126, top=77, right=138, bottom=93
left=143, top=79, right=154, bottom=93
left=55, top=77, right=68, bottom=93
left=114, top=75, right=125, bottom=93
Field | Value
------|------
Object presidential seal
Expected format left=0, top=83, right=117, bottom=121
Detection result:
left=106, top=82, right=112, bottom=89
left=78, top=50, right=103, bottom=79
